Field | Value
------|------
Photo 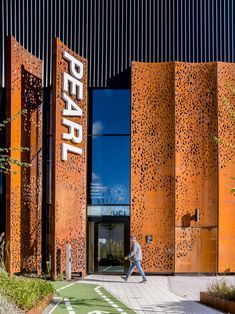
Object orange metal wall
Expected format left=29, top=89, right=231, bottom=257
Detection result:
left=217, top=63, right=235, bottom=272
left=131, top=62, right=175, bottom=272
left=174, top=63, right=218, bottom=273
left=5, top=36, right=42, bottom=274
left=52, top=38, right=87, bottom=276
left=132, top=61, right=235, bottom=273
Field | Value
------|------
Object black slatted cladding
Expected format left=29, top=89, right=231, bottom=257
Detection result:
left=0, top=0, right=235, bottom=88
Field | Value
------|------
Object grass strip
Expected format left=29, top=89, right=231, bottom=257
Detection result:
left=0, top=269, right=54, bottom=311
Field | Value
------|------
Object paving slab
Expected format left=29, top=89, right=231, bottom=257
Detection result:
left=81, top=275, right=223, bottom=314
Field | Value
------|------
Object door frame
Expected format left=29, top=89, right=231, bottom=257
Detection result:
left=87, top=216, right=130, bottom=274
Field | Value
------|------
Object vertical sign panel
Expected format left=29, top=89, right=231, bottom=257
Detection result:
left=175, top=62, right=218, bottom=273
left=217, top=63, right=235, bottom=272
left=131, top=62, right=175, bottom=273
left=52, top=38, right=87, bottom=277
left=5, top=36, right=42, bottom=274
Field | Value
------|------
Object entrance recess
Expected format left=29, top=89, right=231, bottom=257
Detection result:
left=95, top=222, right=124, bottom=272
left=88, top=217, right=130, bottom=273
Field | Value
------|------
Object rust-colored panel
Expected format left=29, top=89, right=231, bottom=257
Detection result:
left=175, top=62, right=218, bottom=228
left=174, top=62, right=218, bottom=272
left=175, top=227, right=217, bottom=272
left=131, top=62, right=175, bottom=273
left=52, top=38, right=87, bottom=276
left=5, top=36, right=42, bottom=274
left=175, top=228, right=201, bottom=272
left=217, top=63, right=235, bottom=272
left=201, top=228, right=217, bottom=272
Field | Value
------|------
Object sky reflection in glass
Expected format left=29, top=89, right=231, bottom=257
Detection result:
left=91, top=89, right=130, bottom=134
left=89, top=136, right=130, bottom=205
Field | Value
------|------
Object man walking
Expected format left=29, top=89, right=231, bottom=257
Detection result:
left=121, top=235, right=147, bottom=283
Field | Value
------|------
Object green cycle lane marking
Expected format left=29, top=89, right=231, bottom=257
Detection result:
left=50, top=282, right=137, bottom=314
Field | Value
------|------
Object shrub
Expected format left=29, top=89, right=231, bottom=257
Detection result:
left=0, top=269, right=54, bottom=311
left=207, top=278, right=235, bottom=301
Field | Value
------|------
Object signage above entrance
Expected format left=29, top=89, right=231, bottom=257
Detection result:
left=87, top=205, right=130, bottom=217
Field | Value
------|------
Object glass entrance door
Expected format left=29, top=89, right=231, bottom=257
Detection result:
left=95, top=222, right=124, bottom=273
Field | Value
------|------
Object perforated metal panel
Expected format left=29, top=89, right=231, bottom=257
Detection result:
left=5, top=36, right=42, bottom=274
left=51, top=38, right=87, bottom=277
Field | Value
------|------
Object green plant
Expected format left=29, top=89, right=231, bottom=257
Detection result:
left=0, top=270, right=54, bottom=311
left=207, top=278, right=235, bottom=301
left=0, top=109, right=31, bottom=174
left=56, top=273, right=64, bottom=281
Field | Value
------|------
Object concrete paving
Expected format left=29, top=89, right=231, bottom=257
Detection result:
left=80, top=274, right=230, bottom=313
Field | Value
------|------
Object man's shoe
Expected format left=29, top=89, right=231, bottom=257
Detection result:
left=140, top=278, right=147, bottom=283
left=121, top=276, right=128, bottom=281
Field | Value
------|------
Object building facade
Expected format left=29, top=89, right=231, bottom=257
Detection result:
left=0, top=0, right=235, bottom=276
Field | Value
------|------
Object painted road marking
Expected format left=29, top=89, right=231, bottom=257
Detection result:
left=64, top=297, right=75, bottom=314
left=88, top=311, right=109, bottom=314
left=48, top=297, right=63, bottom=314
left=94, top=286, right=127, bottom=313
left=57, top=282, right=78, bottom=291
left=49, top=282, right=79, bottom=313
left=49, top=282, right=132, bottom=314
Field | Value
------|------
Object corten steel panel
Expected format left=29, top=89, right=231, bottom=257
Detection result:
left=174, top=62, right=218, bottom=272
left=217, top=63, right=235, bottom=272
left=52, top=38, right=87, bottom=277
left=201, top=228, right=217, bottom=272
left=175, top=62, right=218, bottom=228
left=131, top=62, right=175, bottom=273
left=175, top=227, right=217, bottom=273
left=5, top=36, right=42, bottom=274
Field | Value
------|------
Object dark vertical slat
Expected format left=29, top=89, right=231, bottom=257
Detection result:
left=227, top=0, right=230, bottom=62
left=140, top=0, right=143, bottom=61
left=93, top=0, right=97, bottom=86
left=215, top=0, right=218, bottom=60
left=207, top=0, right=210, bottom=61
left=1, top=0, right=4, bottom=86
left=224, top=0, right=227, bottom=61
left=49, top=0, right=53, bottom=85
left=101, top=0, right=104, bottom=85
left=97, top=0, right=100, bottom=85
left=104, top=0, right=107, bottom=85
left=231, top=0, right=234, bottom=62
left=69, top=0, right=72, bottom=49
left=88, top=0, right=92, bottom=86
left=73, top=0, right=76, bottom=52
left=132, top=0, right=135, bottom=61
left=121, top=0, right=124, bottom=71
left=156, top=0, right=159, bottom=61
left=85, top=0, right=89, bottom=59
left=204, top=0, right=207, bottom=62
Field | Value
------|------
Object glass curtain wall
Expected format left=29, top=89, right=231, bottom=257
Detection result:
left=88, top=89, right=130, bottom=273
left=88, top=89, right=131, bottom=207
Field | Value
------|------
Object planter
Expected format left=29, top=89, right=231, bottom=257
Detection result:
left=200, top=291, right=235, bottom=314
left=26, top=293, right=53, bottom=314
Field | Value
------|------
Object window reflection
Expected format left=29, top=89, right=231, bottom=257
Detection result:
left=89, top=136, right=130, bottom=205
left=91, top=89, right=130, bottom=135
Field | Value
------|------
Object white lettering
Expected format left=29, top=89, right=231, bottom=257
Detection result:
left=61, top=51, right=84, bottom=161
left=63, top=51, right=83, bottom=79
left=61, top=143, right=82, bottom=161
left=62, top=118, right=82, bottom=144
left=62, top=92, right=82, bottom=116
left=63, top=72, right=83, bottom=100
